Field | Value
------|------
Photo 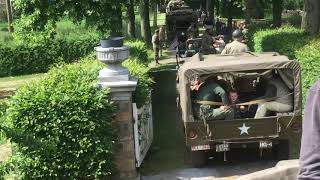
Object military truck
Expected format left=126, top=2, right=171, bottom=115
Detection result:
left=177, top=53, right=302, bottom=167
left=166, top=2, right=198, bottom=48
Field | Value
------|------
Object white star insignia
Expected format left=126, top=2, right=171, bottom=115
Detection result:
left=238, top=123, right=250, bottom=135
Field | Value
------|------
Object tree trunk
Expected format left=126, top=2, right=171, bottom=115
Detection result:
left=244, top=0, right=264, bottom=22
left=111, top=3, right=123, bottom=36
left=221, top=0, right=227, bottom=18
left=227, top=0, right=233, bottom=30
left=244, top=0, right=253, bottom=23
left=153, top=2, right=158, bottom=29
left=257, top=0, right=265, bottom=19
left=127, top=0, right=136, bottom=38
left=206, top=0, right=214, bottom=20
left=216, top=0, right=220, bottom=17
left=272, top=0, right=283, bottom=27
left=5, top=0, right=13, bottom=33
left=140, top=0, right=152, bottom=46
left=301, top=0, right=320, bottom=34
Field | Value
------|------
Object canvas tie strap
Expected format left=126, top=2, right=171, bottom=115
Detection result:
left=193, top=93, right=293, bottom=106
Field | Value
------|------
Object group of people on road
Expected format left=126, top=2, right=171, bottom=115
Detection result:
left=191, top=72, right=293, bottom=121
left=201, top=18, right=251, bottom=55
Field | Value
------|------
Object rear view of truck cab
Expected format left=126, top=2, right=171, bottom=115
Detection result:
left=177, top=53, right=302, bottom=167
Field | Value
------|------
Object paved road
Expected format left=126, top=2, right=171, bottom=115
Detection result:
left=142, top=159, right=278, bottom=180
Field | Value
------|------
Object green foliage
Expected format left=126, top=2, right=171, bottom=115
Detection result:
left=5, top=59, right=117, bottom=179
left=123, top=58, right=153, bottom=108
left=0, top=152, right=27, bottom=179
left=12, top=0, right=124, bottom=35
left=0, top=100, right=7, bottom=118
left=123, top=39, right=153, bottom=107
left=251, top=26, right=320, bottom=106
left=0, top=100, right=9, bottom=144
left=283, top=15, right=302, bottom=28
left=253, top=26, right=310, bottom=59
left=246, top=21, right=272, bottom=50
left=296, top=39, right=320, bottom=105
left=125, top=39, right=149, bottom=65
left=0, top=32, right=99, bottom=77
left=13, top=17, right=56, bottom=45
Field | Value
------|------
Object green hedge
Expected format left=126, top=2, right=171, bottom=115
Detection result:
left=125, top=39, right=149, bottom=65
left=246, top=21, right=271, bottom=50
left=5, top=58, right=117, bottom=179
left=0, top=32, right=100, bottom=77
left=0, top=51, right=152, bottom=178
left=253, top=26, right=310, bottom=59
left=123, top=58, right=153, bottom=108
left=0, top=99, right=8, bottom=144
left=0, top=33, right=150, bottom=78
left=252, top=26, right=320, bottom=105
left=296, top=38, right=320, bottom=104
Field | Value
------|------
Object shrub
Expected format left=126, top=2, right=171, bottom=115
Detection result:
left=125, top=39, right=149, bottom=65
left=296, top=38, right=320, bottom=105
left=246, top=21, right=271, bottom=50
left=123, top=58, right=153, bottom=108
left=57, top=32, right=99, bottom=63
left=0, top=100, right=7, bottom=118
left=0, top=32, right=99, bottom=77
left=0, top=99, right=9, bottom=144
left=6, top=58, right=117, bottom=179
left=253, top=26, right=310, bottom=59
left=0, top=31, right=151, bottom=78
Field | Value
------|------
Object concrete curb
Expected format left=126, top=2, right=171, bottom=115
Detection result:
left=237, top=160, right=299, bottom=180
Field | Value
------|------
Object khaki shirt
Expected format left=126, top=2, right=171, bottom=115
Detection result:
left=221, top=40, right=249, bottom=55
left=152, top=34, right=160, bottom=49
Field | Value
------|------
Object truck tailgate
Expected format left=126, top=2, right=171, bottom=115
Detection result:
left=208, top=118, right=279, bottom=141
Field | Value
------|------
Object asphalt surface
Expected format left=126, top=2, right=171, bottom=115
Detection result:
left=142, top=152, right=278, bottom=180
left=142, top=161, right=275, bottom=180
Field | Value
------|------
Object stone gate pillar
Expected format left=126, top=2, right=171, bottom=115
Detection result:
left=95, top=46, right=139, bottom=180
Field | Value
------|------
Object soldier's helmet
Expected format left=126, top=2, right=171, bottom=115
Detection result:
left=232, top=29, right=243, bottom=39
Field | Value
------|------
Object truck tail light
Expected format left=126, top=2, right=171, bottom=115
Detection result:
left=291, top=122, right=302, bottom=133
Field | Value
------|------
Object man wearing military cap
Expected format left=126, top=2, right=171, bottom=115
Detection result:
left=221, top=29, right=249, bottom=55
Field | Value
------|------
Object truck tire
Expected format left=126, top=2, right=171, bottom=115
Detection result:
left=190, top=150, right=207, bottom=168
left=274, top=139, right=290, bottom=160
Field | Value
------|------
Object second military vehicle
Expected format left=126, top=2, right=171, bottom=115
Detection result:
left=177, top=52, right=302, bottom=167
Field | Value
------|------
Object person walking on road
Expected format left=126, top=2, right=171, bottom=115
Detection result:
left=159, top=26, right=166, bottom=57
left=152, top=29, right=160, bottom=65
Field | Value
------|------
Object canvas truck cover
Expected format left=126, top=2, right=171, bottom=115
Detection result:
left=178, top=53, right=302, bottom=123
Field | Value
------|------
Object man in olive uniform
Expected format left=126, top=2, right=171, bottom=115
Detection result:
left=192, top=78, right=234, bottom=121
left=254, top=76, right=293, bottom=118
left=221, top=29, right=249, bottom=55
left=201, top=24, right=216, bottom=55
left=152, top=29, right=160, bottom=65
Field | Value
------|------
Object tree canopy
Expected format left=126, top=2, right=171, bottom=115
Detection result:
left=12, top=0, right=125, bottom=35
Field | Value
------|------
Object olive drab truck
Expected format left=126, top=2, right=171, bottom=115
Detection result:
left=177, top=53, right=302, bottom=167
left=166, top=1, right=198, bottom=50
